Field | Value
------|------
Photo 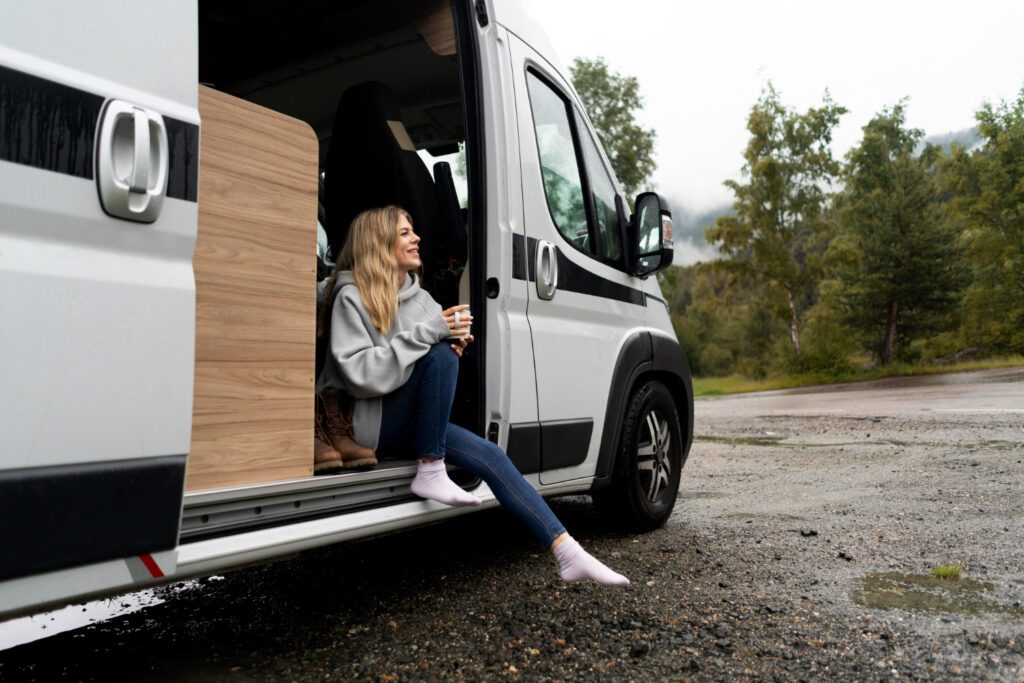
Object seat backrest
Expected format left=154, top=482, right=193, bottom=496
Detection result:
left=323, top=81, right=443, bottom=285
left=433, top=161, right=466, bottom=266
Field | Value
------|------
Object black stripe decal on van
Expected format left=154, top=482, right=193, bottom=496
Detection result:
left=0, top=65, right=198, bottom=201
left=164, top=115, right=199, bottom=202
left=512, top=233, right=646, bottom=306
left=0, top=64, right=103, bottom=179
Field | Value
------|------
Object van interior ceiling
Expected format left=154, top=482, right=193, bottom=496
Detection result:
left=194, top=0, right=482, bottom=479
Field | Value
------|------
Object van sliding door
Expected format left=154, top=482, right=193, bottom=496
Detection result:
left=0, top=1, right=198, bottom=585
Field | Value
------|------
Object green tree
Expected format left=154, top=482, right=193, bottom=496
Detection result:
left=705, top=85, right=847, bottom=357
left=831, top=101, right=962, bottom=365
left=664, top=263, right=785, bottom=377
left=942, top=88, right=1024, bottom=353
left=569, top=57, right=656, bottom=199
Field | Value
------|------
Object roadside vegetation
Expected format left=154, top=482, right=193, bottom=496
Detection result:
left=693, top=356, right=1024, bottom=396
left=930, top=564, right=964, bottom=580
left=660, top=86, right=1024, bottom=393
left=570, top=59, right=1023, bottom=396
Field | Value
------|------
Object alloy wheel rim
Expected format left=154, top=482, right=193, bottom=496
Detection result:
left=636, top=409, right=672, bottom=503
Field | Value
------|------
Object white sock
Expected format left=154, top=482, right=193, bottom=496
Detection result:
left=410, top=459, right=481, bottom=507
left=554, top=537, right=630, bottom=586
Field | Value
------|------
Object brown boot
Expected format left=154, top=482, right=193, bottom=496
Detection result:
left=319, top=391, right=377, bottom=468
left=313, top=432, right=343, bottom=474
left=314, top=403, right=344, bottom=474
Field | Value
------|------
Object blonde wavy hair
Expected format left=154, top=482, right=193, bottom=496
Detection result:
left=320, top=206, right=412, bottom=336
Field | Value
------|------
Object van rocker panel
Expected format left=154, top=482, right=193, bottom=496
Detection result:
left=0, top=455, right=186, bottom=580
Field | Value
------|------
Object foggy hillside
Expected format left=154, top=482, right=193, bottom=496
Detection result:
left=663, top=196, right=729, bottom=266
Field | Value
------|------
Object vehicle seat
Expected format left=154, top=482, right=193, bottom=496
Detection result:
left=432, top=160, right=467, bottom=308
left=323, top=81, right=444, bottom=289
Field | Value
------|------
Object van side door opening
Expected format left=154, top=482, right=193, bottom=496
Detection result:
left=186, top=0, right=484, bottom=500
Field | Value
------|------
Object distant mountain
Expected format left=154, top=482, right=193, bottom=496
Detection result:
left=663, top=196, right=731, bottom=266
left=918, top=127, right=982, bottom=155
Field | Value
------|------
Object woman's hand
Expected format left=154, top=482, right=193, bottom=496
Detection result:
left=442, top=305, right=473, bottom=357
left=450, top=333, right=474, bottom=357
left=441, top=305, right=472, bottom=339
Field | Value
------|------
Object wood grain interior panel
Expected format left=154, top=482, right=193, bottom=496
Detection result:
left=187, top=85, right=318, bottom=491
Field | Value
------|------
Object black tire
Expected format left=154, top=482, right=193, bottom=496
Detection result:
left=595, top=380, right=683, bottom=531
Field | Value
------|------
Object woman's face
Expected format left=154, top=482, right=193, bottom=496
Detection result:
left=393, top=214, right=421, bottom=272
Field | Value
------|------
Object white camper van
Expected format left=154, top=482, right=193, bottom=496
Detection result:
left=0, top=0, right=693, bottom=619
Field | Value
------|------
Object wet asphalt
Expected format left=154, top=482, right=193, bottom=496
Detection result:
left=1, top=368, right=1022, bottom=681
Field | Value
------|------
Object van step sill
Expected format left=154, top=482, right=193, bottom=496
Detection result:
left=180, top=461, right=420, bottom=542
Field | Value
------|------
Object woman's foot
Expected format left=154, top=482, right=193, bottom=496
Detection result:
left=554, top=537, right=630, bottom=586
left=411, top=459, right=481, bottom=506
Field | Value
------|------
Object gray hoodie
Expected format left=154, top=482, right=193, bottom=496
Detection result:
left=316, top=271, right=450, bottom=449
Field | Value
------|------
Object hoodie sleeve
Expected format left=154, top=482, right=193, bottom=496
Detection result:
left=328, top=287, right=451, bottom=399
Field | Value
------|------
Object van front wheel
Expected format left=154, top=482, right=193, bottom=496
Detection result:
left=595, top=380, right=683, bottom=531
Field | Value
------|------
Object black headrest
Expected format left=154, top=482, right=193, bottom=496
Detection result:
left=332, top=81, right=405, bottom=152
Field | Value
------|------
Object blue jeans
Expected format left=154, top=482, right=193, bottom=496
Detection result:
left=379, top=344, right=567, bottom=546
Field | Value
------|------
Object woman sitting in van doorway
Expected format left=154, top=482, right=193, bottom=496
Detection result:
left=317, top=205, right=629, bottom=586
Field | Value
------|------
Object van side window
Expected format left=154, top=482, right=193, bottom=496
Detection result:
left=526, top=72, right=590, bottom=252
left=574, top=110, right=622, bottom=262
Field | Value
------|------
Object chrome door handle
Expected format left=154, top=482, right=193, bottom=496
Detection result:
left=535, top=241, right=558, bottom=300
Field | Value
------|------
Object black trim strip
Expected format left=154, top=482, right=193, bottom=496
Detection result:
left=0, top=455, right=186, bottom=581
left=507, top=422, right=542, bottom=474
left=541, top=419, right=593, bottom=470
left=165, top=115, right=199, bottom=202
left=512, top=231, right=529, bottom=282
left=506, top=419, right=593, bottom=473
left=512, top=233, right=646, bottom=306
left=645, top=292, right=666, bottom=307
left=0, top=64, right=103, bottom=179
left=0, top=65, right=199, bottom=202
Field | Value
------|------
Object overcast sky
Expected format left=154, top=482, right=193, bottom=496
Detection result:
left=521, top=0, right=1024, bottom=218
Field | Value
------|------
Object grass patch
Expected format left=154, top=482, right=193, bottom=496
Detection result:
left=930, top=564, right=963, bottom=580
left=693, top=356, right=1024, bottom=397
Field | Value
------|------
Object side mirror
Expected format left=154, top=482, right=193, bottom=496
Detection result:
left=630, top=192, right=673, bottom=277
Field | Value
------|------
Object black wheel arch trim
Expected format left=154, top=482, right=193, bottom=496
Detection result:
left=591, top=331, right=694, bottom=492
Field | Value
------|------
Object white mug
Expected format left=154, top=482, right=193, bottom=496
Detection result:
left=449, top=308, right=471, bottom=339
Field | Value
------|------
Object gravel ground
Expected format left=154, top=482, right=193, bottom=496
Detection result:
left=2, top=371, right=1022, bottom=681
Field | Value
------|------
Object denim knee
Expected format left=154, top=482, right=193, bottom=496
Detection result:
left=424, top=342, right=458, bottom=377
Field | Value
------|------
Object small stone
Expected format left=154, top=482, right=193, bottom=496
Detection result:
left=801, top=529, right=818, bottom=537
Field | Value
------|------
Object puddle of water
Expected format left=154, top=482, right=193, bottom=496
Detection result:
left=851, top=572, right=1024, bottom=620
left=679, top=490, right=728, bottom=500
left=695, top=435, right=868, bottom=449
left=723, top=512, right=807, bottom=522
left=695, top=435, right=786, bottom=447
